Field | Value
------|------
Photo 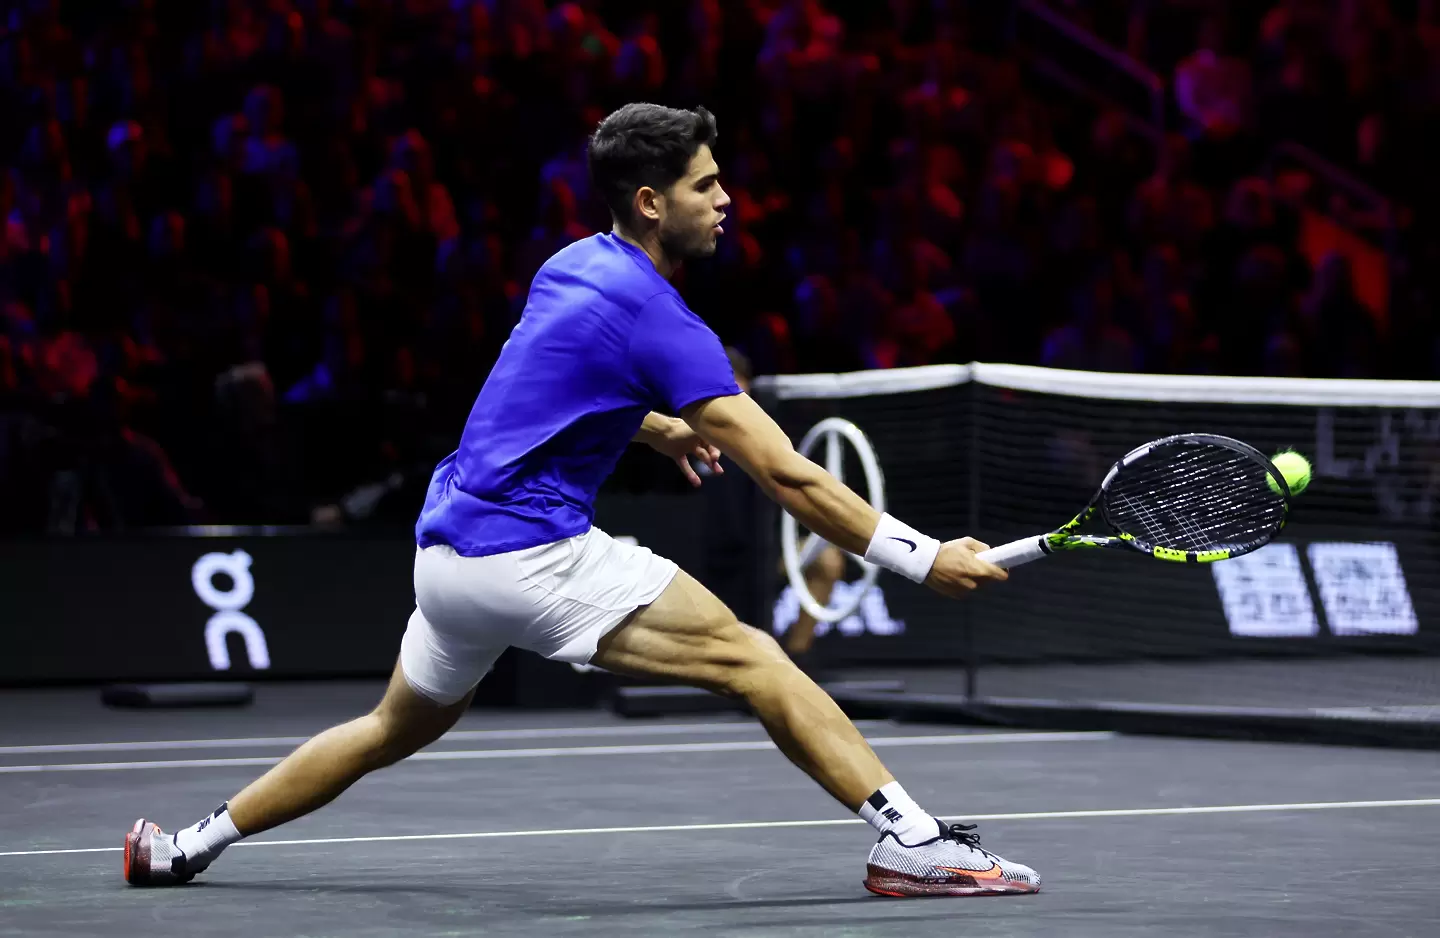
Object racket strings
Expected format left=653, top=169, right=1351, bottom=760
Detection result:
left=1123, top=456, right=1280, bottom=549
left=1139, top=462, right=1278, bottom=546
left=1105, top=444, right=1285, bottom=551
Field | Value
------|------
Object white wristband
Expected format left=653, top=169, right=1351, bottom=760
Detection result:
left=864, top=513, right=941, bottom=583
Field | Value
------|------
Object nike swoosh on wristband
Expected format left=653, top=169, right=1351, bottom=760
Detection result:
left=936, top=863, right=1004, bottom=880
left=887, top=537, right=917, bottom=552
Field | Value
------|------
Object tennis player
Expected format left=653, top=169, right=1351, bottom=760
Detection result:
left=124, top=104, right=1040, bottom=897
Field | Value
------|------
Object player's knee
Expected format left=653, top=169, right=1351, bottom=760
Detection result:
left=361, top=709, right=432, bottom=770
left=711, top=623, right=794, bottom=699
left=740, top=623, right=788, bottom=661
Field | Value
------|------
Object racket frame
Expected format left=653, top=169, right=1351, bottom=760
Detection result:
left=981, top=433, right=1291, bottom=568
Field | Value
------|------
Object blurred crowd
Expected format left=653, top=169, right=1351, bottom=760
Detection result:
left=1, top=0, right=1437, bottom=532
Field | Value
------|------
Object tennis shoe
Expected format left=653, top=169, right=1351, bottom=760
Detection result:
left=123, top=819, right=198, bottom=886
left=864, top=820, right=1040, bottom=897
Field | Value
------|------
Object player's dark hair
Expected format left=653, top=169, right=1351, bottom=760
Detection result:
left=588, top=103, right=717, bottom=226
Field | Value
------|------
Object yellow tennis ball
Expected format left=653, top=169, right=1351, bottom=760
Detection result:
left=1268, top=450, right=1312, bottom=496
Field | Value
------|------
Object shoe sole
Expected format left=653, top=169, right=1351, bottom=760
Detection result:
left=123, top=819, right=147, bottom=886
left=864, top=873, right=1040, bottom=898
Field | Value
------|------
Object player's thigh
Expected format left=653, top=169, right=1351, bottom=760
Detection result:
left=591, top=567, right=788, bottom=694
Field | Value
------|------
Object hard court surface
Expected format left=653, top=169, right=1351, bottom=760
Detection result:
left=1, top=681, right=1437, bottom=938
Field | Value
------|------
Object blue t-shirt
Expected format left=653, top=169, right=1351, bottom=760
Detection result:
left=416, top=233, right=742, bottom=556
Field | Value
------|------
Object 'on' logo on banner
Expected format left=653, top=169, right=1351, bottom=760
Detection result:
left=192, top=550, right=271, bottom=671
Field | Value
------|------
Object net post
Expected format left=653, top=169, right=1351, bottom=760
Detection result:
left=965, top=376, right=980, bottom=700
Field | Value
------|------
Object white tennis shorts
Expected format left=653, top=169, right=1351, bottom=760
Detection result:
left=399, top=526, right=679, bottom=705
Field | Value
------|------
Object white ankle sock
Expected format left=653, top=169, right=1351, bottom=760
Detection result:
left=858, top=782, right=939, bottom=845
left=174, top=802, right=243, bottom=867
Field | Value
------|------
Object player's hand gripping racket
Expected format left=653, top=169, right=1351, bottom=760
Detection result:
left=976, top=433, right=1291, bottom=569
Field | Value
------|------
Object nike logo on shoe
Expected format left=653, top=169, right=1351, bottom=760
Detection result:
left=888, top=537, right=917, bottom=552
left=937, top=863, right=1004, bottom=880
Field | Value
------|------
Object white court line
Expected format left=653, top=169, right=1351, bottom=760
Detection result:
left=0, top=724, right=758, bottom=756
left=0, top=720, right=889, bottom=756
left=4, top=798, right=1437, bottom=859
left=0, top=732, right=1114, bottom=774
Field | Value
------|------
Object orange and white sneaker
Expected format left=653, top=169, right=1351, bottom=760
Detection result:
left=123, top=820, right=196, bottom=886
left=864, top=821, right=1041, bottom=897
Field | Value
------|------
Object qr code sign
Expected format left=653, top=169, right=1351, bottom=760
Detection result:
left=1211, top=543, right=1319, bottom=638
left=1307, top=542, right=1420, bottom=636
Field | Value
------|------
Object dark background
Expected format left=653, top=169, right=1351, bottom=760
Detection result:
left=3, top=0, right=1437, bottom=534
left=2, top=0, right=1437, bottom=688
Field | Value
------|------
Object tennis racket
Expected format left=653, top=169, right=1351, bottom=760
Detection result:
left=976, top=433, right=1291, bottom=570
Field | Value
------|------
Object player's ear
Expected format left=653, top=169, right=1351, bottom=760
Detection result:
left=633, top=185, right=662, bottom=223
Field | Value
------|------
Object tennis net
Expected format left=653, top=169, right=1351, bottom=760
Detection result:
left=754, top=363, right=1440, bottom=743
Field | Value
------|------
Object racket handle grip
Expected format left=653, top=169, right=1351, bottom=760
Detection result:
left=976, top=536, right=1049, bottom=570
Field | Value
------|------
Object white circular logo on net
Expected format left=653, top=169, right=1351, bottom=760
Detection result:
left=780, top=417, right=886, bottom=624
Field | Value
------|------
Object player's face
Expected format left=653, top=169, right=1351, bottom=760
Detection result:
left=658, top=145, right=729, bottom=260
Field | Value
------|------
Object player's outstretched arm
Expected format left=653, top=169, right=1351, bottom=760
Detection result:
left=683, top=394, right=1006, bottom=596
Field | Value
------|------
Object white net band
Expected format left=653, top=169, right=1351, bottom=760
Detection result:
left=756, top=362, right=1440, bottom=407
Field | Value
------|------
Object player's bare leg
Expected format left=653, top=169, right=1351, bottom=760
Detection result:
left=592, top=568, right=1040, bottom=896
left=228, top=662, right=473, bottom=833
left=595, top=567, right=886, bottom=807
left=783, top=544, right=846, bottom=659
left=124, top=660, right=472, bottom=885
